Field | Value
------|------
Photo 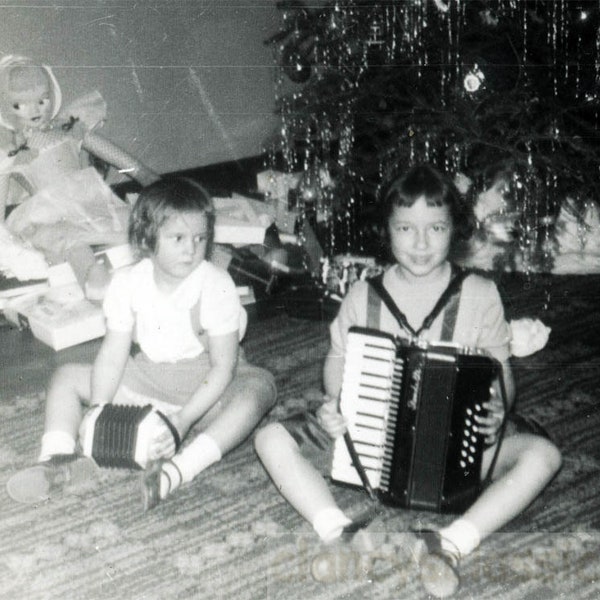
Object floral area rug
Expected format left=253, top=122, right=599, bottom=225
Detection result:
left=0, top=273, right=599, bottom=600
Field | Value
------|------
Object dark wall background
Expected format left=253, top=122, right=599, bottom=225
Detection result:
left=0, top=0, right=281, bottom=176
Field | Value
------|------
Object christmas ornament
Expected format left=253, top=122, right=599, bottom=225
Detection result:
left=366, top=14, right=385, bottom=47
left=432, top=0, right=449, bottom=13
left=464, top=64, right=485, bottom=93
left=364, top=10, right=386, bottom=66
left=297, top=166, right=324, bottom=205
left=281, top=44, right=311, bottom=83
left=480, top=9, right=499, bottom=27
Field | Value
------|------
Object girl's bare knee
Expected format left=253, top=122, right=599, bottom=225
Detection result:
left=254, top=422, right=291, bottom=458
left=526, top=437, right=562, bottom=480
left=541, top=439, right=562, bottom=475
left=261, top=374, right=277, bottom=410
left=254, top=422, right=277, bottom=456
left=243, top=369, right=277, bottom=410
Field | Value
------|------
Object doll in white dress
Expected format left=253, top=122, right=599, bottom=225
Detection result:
left=0, top=55, right=160, bottom=293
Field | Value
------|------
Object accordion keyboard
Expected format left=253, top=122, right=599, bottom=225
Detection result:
left=331, top=328, right=399, bottom=489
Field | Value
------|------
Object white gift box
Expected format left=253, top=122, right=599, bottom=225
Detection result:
left=213, top=195, right=274, bottom=245
left=5, top=289, right=106, bottom=351
left=256, top=169, right=302, bottom=199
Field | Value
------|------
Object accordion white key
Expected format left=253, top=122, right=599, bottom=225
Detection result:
left=80, top=404, right=180, bottom=470
left=331, top=326, right=499, bottom=513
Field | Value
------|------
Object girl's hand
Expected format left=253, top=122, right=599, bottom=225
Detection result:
left=147, top=412, right=184, bottom=461
left=317, top=396, right=348, bottom=439
left=475, top=388, right=505, bottom=446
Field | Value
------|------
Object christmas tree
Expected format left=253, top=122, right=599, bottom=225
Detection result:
left=265, top=0, right=600, bottom=270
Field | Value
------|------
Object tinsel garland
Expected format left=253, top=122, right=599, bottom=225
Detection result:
left=264, top=0, right=600, bottom=270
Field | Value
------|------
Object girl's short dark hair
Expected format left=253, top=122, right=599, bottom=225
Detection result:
left=128, top=177, right=215, bottom=258
left=381, top=164, right=476, bottom=257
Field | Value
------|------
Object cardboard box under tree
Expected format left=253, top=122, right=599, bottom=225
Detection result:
left=213, top=194, right=274, bottom=245
left=5, top=291, right=106, bottom=351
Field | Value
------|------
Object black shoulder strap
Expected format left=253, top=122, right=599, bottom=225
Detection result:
left=368, top=266, right=469, bottom=338
left=366, top=281, right=382, bottom=329
left=417, top=266, right=468, bottom=335
left=439, top=290, right=461, bottom=342
left=368, top=274, right=415, bottom=336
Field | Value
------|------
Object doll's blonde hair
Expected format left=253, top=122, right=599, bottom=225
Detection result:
left=0, top=55, right=62, bottom=130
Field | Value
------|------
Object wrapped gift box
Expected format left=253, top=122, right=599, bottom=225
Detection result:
left=0, top=273, right=48, bottom=309
left=213, top=195, right=274, bottom=245
left=212, top=244, right=279, bottom=296
left=93, top=243, right=137, bottom=271
left=5, top=288, right=106, bottom=351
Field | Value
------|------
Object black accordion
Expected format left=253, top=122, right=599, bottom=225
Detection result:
left=80, top=404, right=180, bottom=470
left=331, top=326, right=499, bottom=513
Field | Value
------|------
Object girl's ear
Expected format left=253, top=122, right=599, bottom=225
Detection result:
left=129, top=226, right=152, bottom=257
left=139, top=233, right=156, bottom=256
left=364, top=219, right=391, bottom=263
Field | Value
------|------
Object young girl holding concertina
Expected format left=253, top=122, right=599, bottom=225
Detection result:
left=9, top=177, right=276, bottom=510
left=254, top=164, right=562, bottom=598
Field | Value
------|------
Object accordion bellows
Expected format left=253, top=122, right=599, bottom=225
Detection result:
left=80, top=404, right=180, bottom=470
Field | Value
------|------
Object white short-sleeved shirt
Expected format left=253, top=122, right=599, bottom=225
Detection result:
left=103, top=258, right=247, bottom=363
left=330, top=266, right=511, bottom=363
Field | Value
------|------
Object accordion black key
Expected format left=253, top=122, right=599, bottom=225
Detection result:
left=331, top=326, right=499, bottom=513
left=80, top=404, right=180, bottom=470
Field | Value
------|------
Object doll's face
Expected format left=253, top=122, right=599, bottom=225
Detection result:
left=5, top=66, right=53, bottom=131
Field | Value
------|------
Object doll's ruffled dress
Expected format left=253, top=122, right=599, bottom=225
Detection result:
left=458, top=192, right=600, bottom=274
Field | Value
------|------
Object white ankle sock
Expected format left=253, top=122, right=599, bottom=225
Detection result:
left=171, top=433, right=222, bottom=484
left=39, top=431, right=77, bottom=462
left=439, top=518, right=481, bottom=558
left=312, top=507, right=352, bottom=543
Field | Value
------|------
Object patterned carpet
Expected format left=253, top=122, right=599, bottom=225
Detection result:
left=0, top=272, right=599, bottom=600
